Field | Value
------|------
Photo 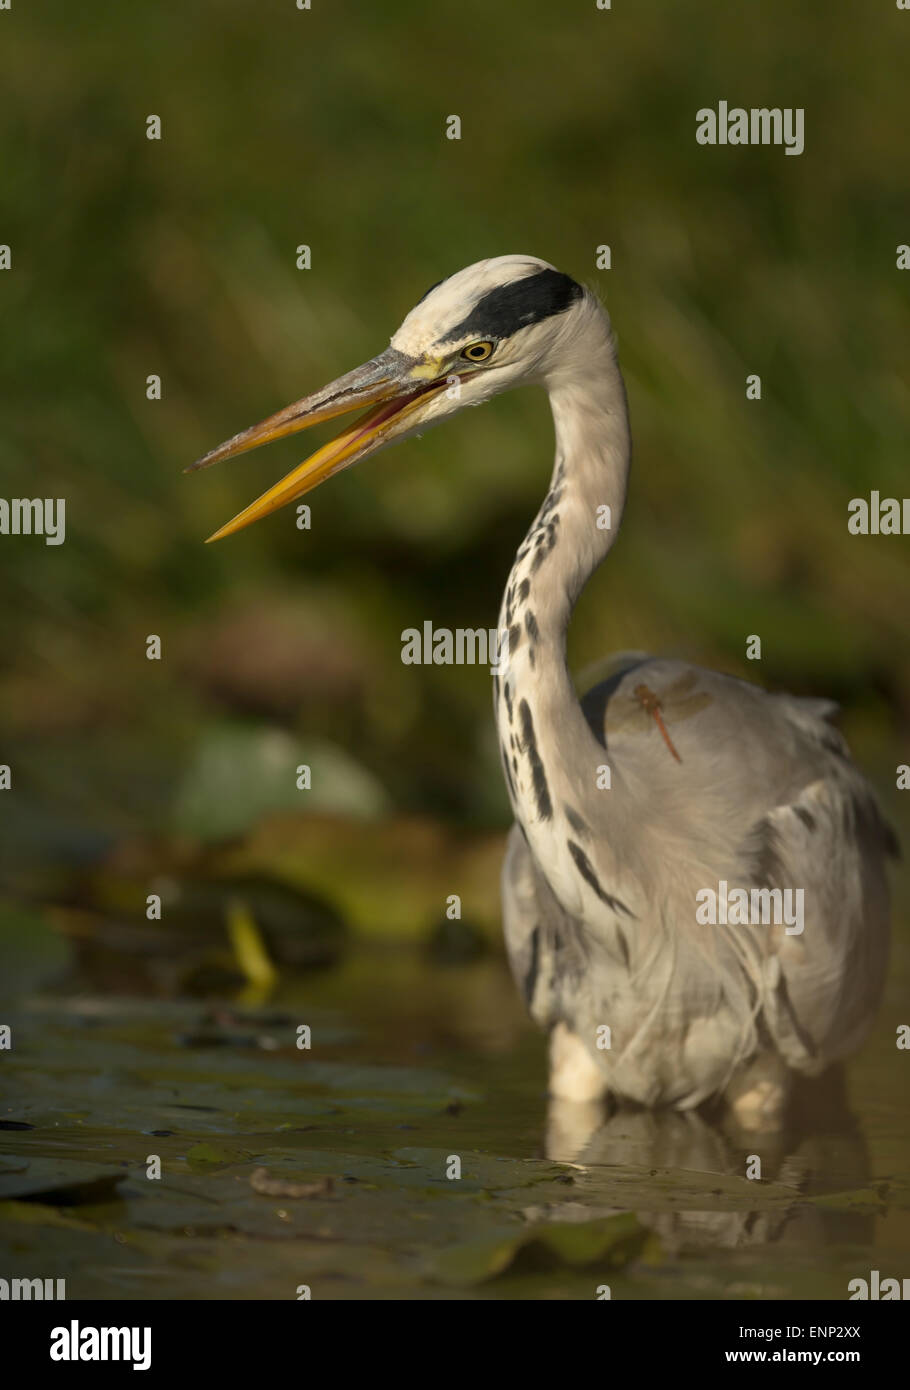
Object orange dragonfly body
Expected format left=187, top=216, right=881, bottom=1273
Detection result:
left=633, top=683, right=683, bottom=763
left=603, top=670, right=712, bottom=764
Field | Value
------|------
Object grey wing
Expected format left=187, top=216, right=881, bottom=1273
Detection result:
left=505, top=656, right=896, bottom=1092
left=739, top=709, right=897, bottom=1075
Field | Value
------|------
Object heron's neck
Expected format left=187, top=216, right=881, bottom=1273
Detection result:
left=494, top=314, right=631, bottom=887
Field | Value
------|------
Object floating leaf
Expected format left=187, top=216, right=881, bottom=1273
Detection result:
left=184, top=1144, right=238, bottom=1171
left=0, top=1159, right=125, bottom=1207
left=433, top=1213, right=652, bottom=1287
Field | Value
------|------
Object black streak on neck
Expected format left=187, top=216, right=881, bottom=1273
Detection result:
left=519, top=699, right=553, bottom=821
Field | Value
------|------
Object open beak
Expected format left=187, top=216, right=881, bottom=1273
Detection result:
left=187, top=347, right=450, bottom=542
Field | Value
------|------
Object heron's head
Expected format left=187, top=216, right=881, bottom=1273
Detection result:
left=189, top=255, right=594, bottom=542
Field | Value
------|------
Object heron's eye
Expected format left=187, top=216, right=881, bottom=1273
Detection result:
left=461, top=340, right=495, bottom=363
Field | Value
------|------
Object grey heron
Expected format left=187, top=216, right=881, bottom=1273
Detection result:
left=190, top=255, right=895, bottom=1130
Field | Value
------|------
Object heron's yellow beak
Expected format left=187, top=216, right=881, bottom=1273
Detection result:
left=187, top=348, right=449, bottom=542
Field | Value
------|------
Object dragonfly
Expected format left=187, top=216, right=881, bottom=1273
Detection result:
left=605, top=670, right=714, bottom=764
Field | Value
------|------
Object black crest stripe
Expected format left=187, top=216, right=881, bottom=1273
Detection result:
left=442, top=269, right=583, bottom=344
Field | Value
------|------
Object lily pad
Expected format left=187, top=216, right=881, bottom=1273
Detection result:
left=433, top=1213, right=653, bottom=1287
left=0, top=1158, right=125, bottom=1207
left=172, top=724, right=388, bottom=840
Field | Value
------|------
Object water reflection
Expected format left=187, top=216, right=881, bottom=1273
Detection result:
left=545, top=1068, right=875, bottom=1252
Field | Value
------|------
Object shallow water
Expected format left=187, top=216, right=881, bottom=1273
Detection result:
left=1, top=940, right=908, bottom=1301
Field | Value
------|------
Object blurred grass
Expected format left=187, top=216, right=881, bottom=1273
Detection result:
left=0, top=0, right=908, bottom=891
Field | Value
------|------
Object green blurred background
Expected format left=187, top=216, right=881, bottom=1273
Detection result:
left=1, top=0, right=908, bottom=954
